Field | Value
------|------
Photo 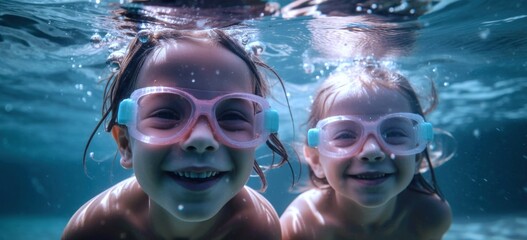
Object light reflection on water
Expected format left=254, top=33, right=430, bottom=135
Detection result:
left=1, top=0, right=526, bottom=239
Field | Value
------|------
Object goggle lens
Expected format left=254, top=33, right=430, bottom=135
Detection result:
left=136, top=93, right=193, bottom=139
left=118, top=87, right=278, bottom=148
left=309, top=113, right=432, bottom=157
left=213, top=97, right=264, bottom=142
left=323, top=120, right=362, bottom=150
left=379, top=116, right=420, bottom=152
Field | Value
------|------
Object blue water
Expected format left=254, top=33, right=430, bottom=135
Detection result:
left=1, top=0, right=527, bottom=239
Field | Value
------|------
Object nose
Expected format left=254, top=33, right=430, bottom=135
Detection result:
left=180, top=117, right=219, bottom=153
left=358, top=135, right=386, bottom=162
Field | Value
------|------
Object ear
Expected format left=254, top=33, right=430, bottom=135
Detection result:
left=303, top=146, right=325, bottom=179
left=111, top=126, right=133, bottom=169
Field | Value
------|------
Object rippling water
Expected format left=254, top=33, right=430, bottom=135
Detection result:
left=1, top=0, right=526, bottom=239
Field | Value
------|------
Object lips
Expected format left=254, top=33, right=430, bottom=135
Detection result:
left=169, top=170, right=225, bottom=191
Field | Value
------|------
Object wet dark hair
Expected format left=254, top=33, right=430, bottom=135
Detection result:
left=84, top=28, right=291, bottom=191
left=305, top=64, right=446, bottom=199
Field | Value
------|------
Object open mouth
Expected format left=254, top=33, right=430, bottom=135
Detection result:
left=349, top=172, right=392, bottom=185
left=350, top=173, right=389, bottom=180
left=169, top=170, right=226, bottom=191
left=175, top=171, right=220, bottom=180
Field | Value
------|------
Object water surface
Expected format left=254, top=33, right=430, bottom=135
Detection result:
left=1, top=0, right=526, bottom=239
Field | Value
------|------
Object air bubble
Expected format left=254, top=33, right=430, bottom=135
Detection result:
left=479, top=29, right=490, bottom=40
left=104, top=33, right=112, bottom=41
left=108, top=42, right=120, bottom=51
left=109, top=61, right=120, bottom=72
left=107, top=50, right=124, bottom=63
left=90, top=33, right=102, bottom=43
left=137, top=30, right=151, bottom=43
left=390, top=153, right=396, bottom=160
left=107, top=50, right=124, bottom=72
left=241, top=34, right=250, bottom=45
left=4, top=104, right=13, bottom=112
left=178, top=204, right=184, bottom=211
left=90, top=33, right=103, bottom=48
left=303, top=63, right=315, bottom=74
left=473, top=129, right=480, bottom=138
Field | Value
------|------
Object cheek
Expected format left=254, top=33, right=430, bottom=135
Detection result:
left=321, top=160, right=350, bottom=191
left=320, top=157, right=347, bottom=178
left=131, top=142, right=170, bottom=166
left=231, top=149, right=255, bottom=169
left=396, top=156, right=418, bottom=176
left=227, top=149, right=256, bottom=188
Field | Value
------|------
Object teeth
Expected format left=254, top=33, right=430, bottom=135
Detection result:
left=176, top=171, right=219, bottom=179
left=355, top=173, right=386, bottom=179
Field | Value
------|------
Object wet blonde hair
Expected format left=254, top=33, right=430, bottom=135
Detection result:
left=84, top=28, right=290, bottom=191
left=306, top=64, right=446, bottom=199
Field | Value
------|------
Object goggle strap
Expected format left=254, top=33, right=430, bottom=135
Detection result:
left=419, top=122, right=434, bottom=142
left=117, top=99, right=135, bottom=125
left=265, top=109, right=279, bottom=133
left=307, top=128, right=320, bottom=147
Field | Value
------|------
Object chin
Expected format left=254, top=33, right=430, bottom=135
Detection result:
left=170, top=202, right=225, bottom=222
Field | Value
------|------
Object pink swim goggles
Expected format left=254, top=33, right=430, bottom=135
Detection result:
left=117, top=86, right=279, bottom=149
left=307, top=113, right=434, bottom=157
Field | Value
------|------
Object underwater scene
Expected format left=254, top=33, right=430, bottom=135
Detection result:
left=1, top=0, right=526, bottom=239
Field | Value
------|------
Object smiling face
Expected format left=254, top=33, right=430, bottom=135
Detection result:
left=306, top=85, right=418, bottom=208
left=116, top=38, right=256, bottom=222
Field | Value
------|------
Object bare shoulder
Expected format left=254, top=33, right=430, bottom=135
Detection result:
left=62, top=177, right=150, bottom=240
left=403, top=189, right=452, bottom=239
left=216, top=186, right=280, bottom=240
left=280, top=189, right=329, bottom=240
